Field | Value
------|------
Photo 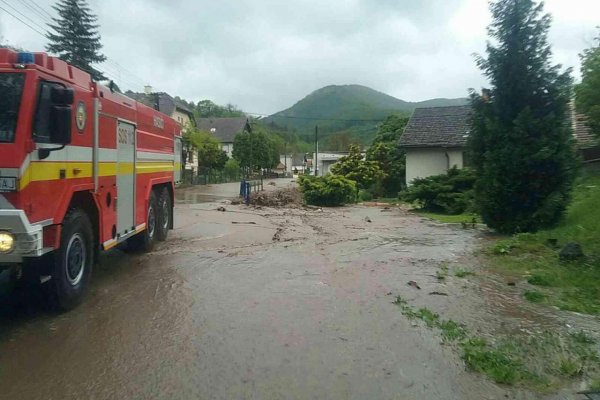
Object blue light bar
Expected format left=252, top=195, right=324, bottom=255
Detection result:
left=17, top=52, right=35, bottom=64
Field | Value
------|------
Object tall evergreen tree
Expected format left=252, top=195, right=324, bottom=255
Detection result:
left=46, top=0, right=106, bottom=80
left=469, top=0, right=576, bottom=233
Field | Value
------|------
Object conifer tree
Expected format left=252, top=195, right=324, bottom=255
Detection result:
left=469, top=0, right=577, bottom=233
left=46, top=0, right=106, bottom=80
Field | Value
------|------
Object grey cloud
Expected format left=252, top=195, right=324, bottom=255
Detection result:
left=2, top=0, right=598, bottom=114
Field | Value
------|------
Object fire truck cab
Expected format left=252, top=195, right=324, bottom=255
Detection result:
left=0, top=50, right=181, bottom=309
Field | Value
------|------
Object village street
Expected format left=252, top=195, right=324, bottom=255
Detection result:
left=0, top=181, right=593, bottom=400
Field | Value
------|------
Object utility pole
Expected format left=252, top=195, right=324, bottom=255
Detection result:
left=314, top=125, right=319, bottom=177
left=284, top=142, right=287, bottom=175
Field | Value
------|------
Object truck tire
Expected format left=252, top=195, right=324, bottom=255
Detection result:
left=156, top=187, right=171, bottom=242
left=127, top=190, right=157, bottom=252
left=49, top=208, right=94, bottom=311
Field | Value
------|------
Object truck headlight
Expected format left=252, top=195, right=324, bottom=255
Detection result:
left=0, top=231, right=15, bottom=253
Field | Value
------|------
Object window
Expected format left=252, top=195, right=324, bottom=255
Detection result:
left=0, top=73, right=25, bottom=143
left=32, top=81, right=64, bottom=143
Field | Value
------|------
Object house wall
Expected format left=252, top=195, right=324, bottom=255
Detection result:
left=279, top=154, right=294, bottom=173
left=172, top=110, right=192, bottom=127
left=222, top=142, right=234, bottom=158
left=405, top=148, right=464, bottom=186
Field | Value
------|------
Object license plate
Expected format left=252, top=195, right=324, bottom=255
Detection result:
left=0, top=177, right=17, bottom=192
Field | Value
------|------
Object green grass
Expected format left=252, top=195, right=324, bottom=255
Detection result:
left=455, top=267, right=476, bottom=278
left=394, top=296, right=600, bottom=390
left=414, top=211, right=480, bottom=224
left=486, top=174, right=600, bottom=315
left=524, top=290, right=546, bottom=303
left=462, top=337, right=522, bottom=384
left=436, top=263, right=449, bottom=281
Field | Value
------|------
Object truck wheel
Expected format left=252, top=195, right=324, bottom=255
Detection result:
left=156, top=187, right=171, bottom=242
left=127, top=190, right=157, bottom=252
left=49, top=209, right=94, bottom=311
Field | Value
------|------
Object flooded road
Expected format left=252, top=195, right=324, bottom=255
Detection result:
left=0, top=184, right=592, bottom=399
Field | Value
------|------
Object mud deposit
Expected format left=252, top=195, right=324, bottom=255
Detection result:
left=0, top=190, right=596, bottom=399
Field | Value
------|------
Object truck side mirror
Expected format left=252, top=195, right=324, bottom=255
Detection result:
left=50, top=86, right=74, bottom=105
left=49, top=106, right=72, bottom=145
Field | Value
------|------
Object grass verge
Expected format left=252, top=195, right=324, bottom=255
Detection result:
left=393, top=296, right=600, bottom=390
left=485, top=174, right=600, bottom=315
left=414, top=211, right=480, bottom=224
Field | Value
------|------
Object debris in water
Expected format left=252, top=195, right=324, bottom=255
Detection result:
left=365, top=216, right=372, bottom=223
left=429, top=291, right=448, bottom=296
left=250, top=187, right=302, bottom=207
left=216, top=206, right=226, bottom=212
left=232, top=221, right=257, bottom=225
left=273, top=228, right=283, bottom=241
left=407, top=280, right=421, bottom=290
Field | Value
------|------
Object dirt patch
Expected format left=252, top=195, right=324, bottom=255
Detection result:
left=250, top=187, right=303, bottom=207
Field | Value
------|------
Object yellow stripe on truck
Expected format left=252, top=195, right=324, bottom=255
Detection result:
left=19, top=161, right=174, bottom=191
left=136, top=162, right=174, bottom=174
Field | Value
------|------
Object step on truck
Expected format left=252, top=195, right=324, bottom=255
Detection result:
left=0, top=50, right=183, bottom=310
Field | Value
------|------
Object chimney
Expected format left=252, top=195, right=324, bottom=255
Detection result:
left=144, top=85, right=153, bottom=94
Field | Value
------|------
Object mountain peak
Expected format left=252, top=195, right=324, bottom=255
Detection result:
left=266, top=84, right=468, bottom=145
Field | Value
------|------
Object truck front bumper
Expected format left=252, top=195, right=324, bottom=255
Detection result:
left=0, top=209, right=47, bottom=264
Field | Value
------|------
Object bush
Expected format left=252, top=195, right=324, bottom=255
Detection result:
left=358, top=190, right=373, bottom=202
left=223, top=158, right=241, bottom=181
left=298, top=174, right=357, bottom=206
left=402, top=167, right=476, bottom=214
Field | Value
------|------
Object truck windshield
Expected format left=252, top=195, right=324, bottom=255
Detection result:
left=0, top=73, right=25, bottom=143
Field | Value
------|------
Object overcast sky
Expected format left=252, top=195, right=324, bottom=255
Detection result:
left=1, top=0, right=598, bottom=114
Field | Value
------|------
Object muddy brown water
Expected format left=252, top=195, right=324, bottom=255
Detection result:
left=0, top=188, right=596, bottom=399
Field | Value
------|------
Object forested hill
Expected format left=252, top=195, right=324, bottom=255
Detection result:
left=265, top=85, right=468, bottom=146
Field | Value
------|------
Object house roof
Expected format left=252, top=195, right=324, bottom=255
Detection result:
left=196, top=117, right=250, bottom=143
left=125, top=91, right=195, bottom=121
left=399, top=105, right=471, bottom=148
left=573, top=113, right=598, bottom=149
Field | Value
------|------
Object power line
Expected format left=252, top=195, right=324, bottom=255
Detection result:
left=0, top=3, right=47, bottom=37
left=1, top=5, right=150, bottom=91
left=16, top=0, right=53, bottom=24
left=0, top=0, right=48, bottom=33
left=24, top=0, right=53, bottom=21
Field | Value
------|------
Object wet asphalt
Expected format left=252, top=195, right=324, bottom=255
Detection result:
left=0, top=183, right=584, bottom=400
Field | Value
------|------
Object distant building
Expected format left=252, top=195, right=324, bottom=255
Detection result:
left=571, top=105, right=600, bottom=167
left=126, top=87, right=196, bottom=128
left=399, top=105, right=471, bottom=186
left=196, top=117, right=251, bottom=158
left=313, top=152, right=354, bottom=176
left=125, top=87, right=196, bottom=173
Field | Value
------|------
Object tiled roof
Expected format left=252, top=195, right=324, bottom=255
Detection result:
left=196, top=117, right=250, bottom=143
left=399, top=105, right=471, bottom=148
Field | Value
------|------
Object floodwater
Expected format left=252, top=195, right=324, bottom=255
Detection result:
left=0, top=185, right=595, bottom=399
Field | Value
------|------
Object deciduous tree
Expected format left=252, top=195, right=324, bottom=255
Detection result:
left=367, top=115, right=408, bottom=196
left=576, top=30, right=600, bottom=138
left=330, top=145, right=385, bottom=190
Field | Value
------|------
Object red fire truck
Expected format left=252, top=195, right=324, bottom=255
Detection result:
left=0, top=50, right=183, bottom=309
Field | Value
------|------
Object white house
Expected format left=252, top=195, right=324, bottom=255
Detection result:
left=399, top=105, right=471, bottom=186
